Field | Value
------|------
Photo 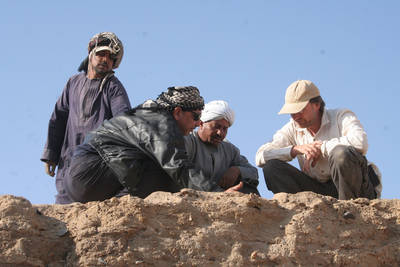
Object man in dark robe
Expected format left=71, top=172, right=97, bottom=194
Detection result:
left=41, top=32, right=131, bottom=204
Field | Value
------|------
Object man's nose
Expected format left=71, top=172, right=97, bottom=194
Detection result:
left=194, top=120, right=201, bottom=127
left=216, top=129, right=225, bottom=136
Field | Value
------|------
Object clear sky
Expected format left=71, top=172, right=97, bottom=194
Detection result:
left=1, top=1, right=398, bottom=204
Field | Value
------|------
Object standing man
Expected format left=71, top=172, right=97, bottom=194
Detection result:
left=256, top=80, right=381, bottom=200
left=185, top=100, right=259, bottom=194
left=41, top=32, right=131, bottom=204
left=65, top=86, right=209, bottom=202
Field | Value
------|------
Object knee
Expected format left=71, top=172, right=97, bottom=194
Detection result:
left=262, top=159, right=287, bottom=184
left=263, top=159, right=286, bottom=173
left=329, top=146, right=356, bottom=166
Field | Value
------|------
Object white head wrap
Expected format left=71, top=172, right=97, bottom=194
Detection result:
left=200, top=100, right=235, bottom=126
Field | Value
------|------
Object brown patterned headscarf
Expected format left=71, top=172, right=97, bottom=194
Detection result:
left=78, top=32, right=123, bottom=73
left=88, top=32, right=124, bottom=69
left=156, top=86, right=204, bottom=111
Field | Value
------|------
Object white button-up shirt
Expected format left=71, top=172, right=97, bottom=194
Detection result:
left=256, top=108, right=368, bottom=183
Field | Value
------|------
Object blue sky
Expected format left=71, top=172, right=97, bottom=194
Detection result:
left=1, top=1, right=398, bottom=204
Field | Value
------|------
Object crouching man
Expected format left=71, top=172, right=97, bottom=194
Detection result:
left=185, top=100, right=260, bottom=194
left=65, top=86, right=219, bottom=202
left=256, top=80, right=381, bottom=200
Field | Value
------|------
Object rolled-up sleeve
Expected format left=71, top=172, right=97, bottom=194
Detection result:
left=320, top=110, right=368, bottom=157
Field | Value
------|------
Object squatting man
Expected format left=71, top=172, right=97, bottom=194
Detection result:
left=256, top=80, right=381, bottom=200
left=185, top=100, right=259, bottom=194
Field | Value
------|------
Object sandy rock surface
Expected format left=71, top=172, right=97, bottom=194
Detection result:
left=0, top=190, right=399, bottom=266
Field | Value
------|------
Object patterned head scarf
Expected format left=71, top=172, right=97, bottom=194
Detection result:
left=200, top=100, right=235, bottom=126
left=78, top=32, right=123, bottom=72
left=156, top=86, right=204, bottom=111
left=88, top=32, right=124, bottom=69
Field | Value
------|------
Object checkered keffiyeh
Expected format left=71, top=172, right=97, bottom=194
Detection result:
left=156, top=86, right=204, bottom=111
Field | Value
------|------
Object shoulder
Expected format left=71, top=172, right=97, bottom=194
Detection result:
left=184, top=132, right=198, bottom=153
left=221, top=139, right=239, bottom=151
left=107, top=75, right=125, bottom=89
left=326, top=108, right=359, bottom=121
left=63, top=73, right=85, bottom=93
left=68, top=73, right=85, bottom=83
left=137, top=107, right=178, bottom=134
left=276, top=119, right=298, bottom=136
left=103, top=75, right=128, bottom=96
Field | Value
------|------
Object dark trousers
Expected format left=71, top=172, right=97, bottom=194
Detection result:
left=65, top=151, right=179, bottom=203
left=262, top=146, right=376, bottom=200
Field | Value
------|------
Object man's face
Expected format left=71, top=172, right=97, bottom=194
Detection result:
left=290, top=102, right=321, bottom=129
left=174, top=108, right=202, bottom=136
left=90, top=50, right=114, bottom=77
left=198, top=118, right=229, bottom=146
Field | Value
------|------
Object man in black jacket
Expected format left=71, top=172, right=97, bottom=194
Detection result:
left=65, top=86, right=242, bottom=203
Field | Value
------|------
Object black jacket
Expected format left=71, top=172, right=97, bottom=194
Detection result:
left=84, top=101, right=218, bottom=192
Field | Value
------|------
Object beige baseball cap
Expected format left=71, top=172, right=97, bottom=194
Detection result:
left=278, top=80, right=320, bottom=114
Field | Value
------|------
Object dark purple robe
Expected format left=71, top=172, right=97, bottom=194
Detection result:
left=41, top=72, right=131, bottom=204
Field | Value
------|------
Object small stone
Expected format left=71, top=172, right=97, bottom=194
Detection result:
left=343, top=211, right=355, bottom=219
left=56, top=227, right=69, bottom=237
left=98, top=257, right=106, bottom=265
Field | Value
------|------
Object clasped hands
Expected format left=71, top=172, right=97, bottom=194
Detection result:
left=290, top=141, right=322, bottom=173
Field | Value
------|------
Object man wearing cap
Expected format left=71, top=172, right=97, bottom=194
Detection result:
left=64, top=86, right=225, bottom=203
left=256, top=80, right=381, bottom=200
left=185, top=100, right=259, bottom=194
left=41, top=32, right=131, bottom=204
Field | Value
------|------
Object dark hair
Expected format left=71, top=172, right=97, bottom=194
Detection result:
left=309, top=96, right=325, bottom=113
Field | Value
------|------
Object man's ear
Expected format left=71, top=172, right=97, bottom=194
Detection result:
left=313, top=102, right=321, bottom=111
left=197, top=121, right=205, bottom=133
left=172, top=106, right=183, bottom=121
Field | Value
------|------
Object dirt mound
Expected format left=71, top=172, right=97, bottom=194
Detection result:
left=1, top=190, right=399, bottom=266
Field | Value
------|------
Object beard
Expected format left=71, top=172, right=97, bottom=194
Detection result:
left=93, top=64, right=110, bottom=76
left=294, top=119, right=312, bottom=129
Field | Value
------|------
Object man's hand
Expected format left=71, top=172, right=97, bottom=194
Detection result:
left=45, top=161, right=57, bottom=177
left=291, top=141, right=322, bottom=173
left=225, top=181, right=243, bottom=193
left=218, top=166, right=241, bottom=189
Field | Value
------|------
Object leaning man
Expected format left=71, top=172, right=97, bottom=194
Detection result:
left=256, top=80, right=381, bottom=200
left=65, top=86, right=222, bottom=203
left=185, top=100, right=259, bottom=194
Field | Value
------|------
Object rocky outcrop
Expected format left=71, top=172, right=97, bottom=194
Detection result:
left=0, top=191, right=399, bottom=266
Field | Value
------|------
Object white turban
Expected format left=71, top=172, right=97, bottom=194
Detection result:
left=200, top=100, right=235, bottom=126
